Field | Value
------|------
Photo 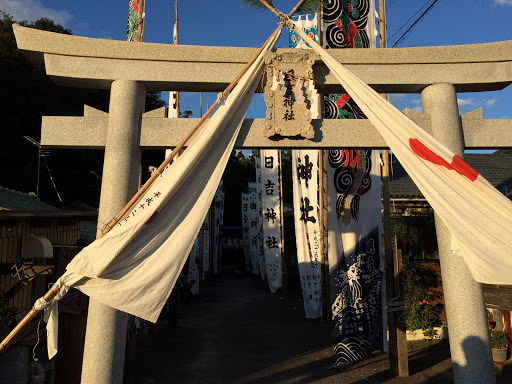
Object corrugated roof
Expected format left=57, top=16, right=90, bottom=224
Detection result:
left=390, top=152, right=512, bottom=199
left=0, top=186, right=60, bottom=212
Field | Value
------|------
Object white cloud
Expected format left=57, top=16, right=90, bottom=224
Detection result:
left=0, top=0, right=72, bottom=25
left=410, top=99, right=422, bottom=105
left=411, top=106, right=423, bottom=113
left=457, top=98, right=476, bottom=107
left=485, top=97, right=497, bottom=108
left=457, top=97, right=498, bottom=110
left=388, top=94, right=405, bottom=103
left=494, top=0, right=512, bottom=6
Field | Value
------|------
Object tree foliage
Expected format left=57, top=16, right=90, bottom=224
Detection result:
left=0, top=11, right=166, bottom=208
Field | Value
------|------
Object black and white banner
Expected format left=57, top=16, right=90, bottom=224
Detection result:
left=255, top=161, right=266, bottom=279
left=248, top=182, right=261, bottom=275
left=213, top=184, right=224, bottom=274
left=187, top=237, right=199, bottom=295
left=292, top=150, right=322, bottom=319
left=260, top=150, right=282, bottom=293
left=241, top=193, right=252, bottom=272
left=202, top=211, right=210, bottom=278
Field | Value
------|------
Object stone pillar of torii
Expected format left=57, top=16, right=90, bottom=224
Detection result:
left=14, top=23, right=512, bottom=384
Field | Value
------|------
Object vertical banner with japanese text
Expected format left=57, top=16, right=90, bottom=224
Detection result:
left=248, top=183, right=261, bottom=275
left=213, top=183, right=224, bottom=275
left=241, top=193, right=252, bottom=272
left=292, top=151, right=322, bottom=319
left=323, top=0, right=386, bottom=365
left=290, top=14, right=322, bottom=319
left=255, top=160, right=266, bottom=279
left=202, top=211, right=210, bottom=278
left=187, top=237, right=200, bottom=295
left=260, top=150, right=282, bottom=293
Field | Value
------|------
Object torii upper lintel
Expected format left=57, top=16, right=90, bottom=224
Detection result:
left=13, top=23, right=512, bottom=94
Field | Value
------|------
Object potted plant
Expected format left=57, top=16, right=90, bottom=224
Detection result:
left=490, top=330, right=509, bottom=362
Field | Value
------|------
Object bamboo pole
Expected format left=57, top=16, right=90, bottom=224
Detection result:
left=379, top=0, right=409, bottom=377
left=0, top=0, right=307, bottom=353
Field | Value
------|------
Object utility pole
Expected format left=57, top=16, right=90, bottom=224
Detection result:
left=379, top=0, right=409, bottom=377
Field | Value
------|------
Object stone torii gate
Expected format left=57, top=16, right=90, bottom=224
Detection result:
left=14, top=24, right=512, bottom=384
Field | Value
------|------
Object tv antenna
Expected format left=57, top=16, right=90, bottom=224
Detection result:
left=23, top=136, right=63, bottom=207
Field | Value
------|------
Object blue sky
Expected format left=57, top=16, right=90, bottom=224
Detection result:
left=1, top=0, right=511, bottom=122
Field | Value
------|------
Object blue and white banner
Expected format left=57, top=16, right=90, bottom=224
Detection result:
left=322, top=0, right=386, bottom=365
left=327, top=149, right=386, bottom=365
left=260, top=150, right=282, bottom=293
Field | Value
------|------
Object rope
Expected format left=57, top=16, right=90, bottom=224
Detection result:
left=217, top=92, right=225, bottom=105
left=386, top=296, right=409, bottom=324
left=32, top=312, right=43, bottom=361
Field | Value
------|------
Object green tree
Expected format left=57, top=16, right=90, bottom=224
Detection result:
left=0, top=12, right=166, bottom=207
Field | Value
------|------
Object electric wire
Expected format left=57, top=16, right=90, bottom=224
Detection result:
left=386, top=0, right=398, bottom=12
left=391, top=0, right=440, bottom=47
left=387, top=0, right=433, bottom=43
left=42, top=156, right=64, bottom=208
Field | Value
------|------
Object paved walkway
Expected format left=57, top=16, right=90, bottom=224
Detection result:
left=134, top=269, right=512, bottom=384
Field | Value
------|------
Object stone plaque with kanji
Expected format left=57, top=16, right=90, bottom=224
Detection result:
left=263, top=50, right=317, bottom=139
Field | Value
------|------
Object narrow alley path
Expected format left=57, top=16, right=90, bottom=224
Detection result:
left=133, top=268, right=511, bottom=384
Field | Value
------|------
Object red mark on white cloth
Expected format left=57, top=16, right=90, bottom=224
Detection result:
left=409, top=138, right=479, bottom=182
left=145, top=211, right=159, bottom=225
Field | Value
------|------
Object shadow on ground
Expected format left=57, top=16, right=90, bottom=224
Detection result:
left=134, top=269, right=512, bottom=384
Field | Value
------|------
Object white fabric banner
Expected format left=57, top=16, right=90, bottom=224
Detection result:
left=260, top=150, right=282, bottom=293
left=187, top=237, right=199, bottom=295
left=39, top=30, right=282, bottom=359
left=292, top=150, right=323, bottom=319
left=241, top=193, right=252, bottom=272
left=290, top=14, right=322, bottom=319
left=290, top=20, right=512, bottom=285
left=202, top=211, right=210, bottom=276
left=255, top=160, right=266, bottom=279
left=213, top=185, right=224, bottom=275
left=248, top=183, right=261, bottom=275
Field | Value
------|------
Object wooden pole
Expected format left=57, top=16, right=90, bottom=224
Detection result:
left=0, top=1, right=308, bottom=352
left=316, top=1, right=331, bottom=325
left=279, top=150, right=287, bottom=297
left=136, top=0, right=145, bottom=42
left=379, top=0, right=409, bottom=377
left=318, top=150, right=330, bottom=324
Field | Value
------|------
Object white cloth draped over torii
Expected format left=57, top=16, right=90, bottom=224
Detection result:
left=287, top=17, right=512, bottom=284
left=38, top=30, right=282, bottom=359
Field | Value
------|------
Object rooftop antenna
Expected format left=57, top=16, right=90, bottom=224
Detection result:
left=23, top=136, right=63, bottom=207
left=23, top=136, right=50, bottom=198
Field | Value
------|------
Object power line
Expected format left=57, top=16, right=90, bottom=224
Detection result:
left=391, top=0, right=440, bottom=47
left=387, top=0, right=432, bottom=43
left=386, top=0, right=399, bottom=12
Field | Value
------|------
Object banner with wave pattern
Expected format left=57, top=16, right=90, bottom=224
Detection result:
left=323, top=0, right=387, bottom=365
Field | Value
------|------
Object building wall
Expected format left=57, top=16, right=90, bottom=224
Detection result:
left=0, top=216, right=81, bottom=312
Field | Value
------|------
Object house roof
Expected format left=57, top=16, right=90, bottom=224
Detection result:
left=0, top=186, right=61, bottom=212
left=390, top=151, right=512, bottom=199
